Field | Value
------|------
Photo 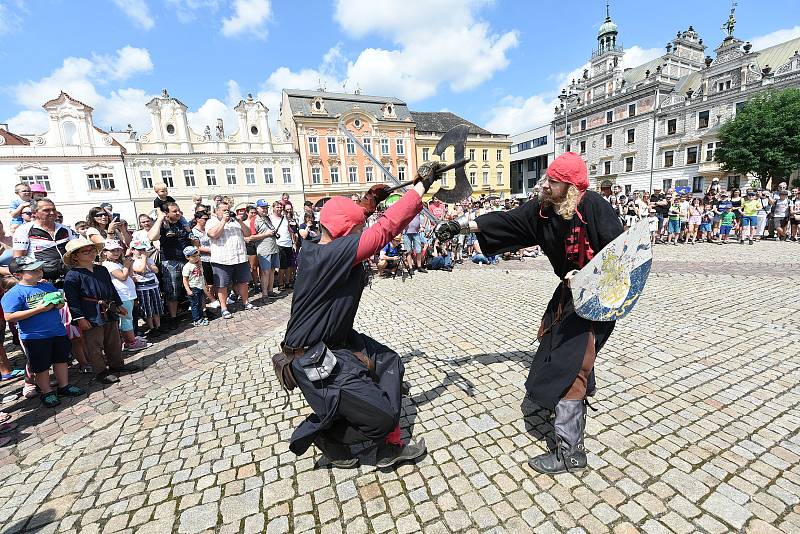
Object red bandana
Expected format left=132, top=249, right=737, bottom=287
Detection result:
left=547, top=152, right=589, bottom=192
left=320, top=197, right=366, bottom=239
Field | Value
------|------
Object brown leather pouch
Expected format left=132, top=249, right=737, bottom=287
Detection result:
left=272, top=347, right=298, bottom=407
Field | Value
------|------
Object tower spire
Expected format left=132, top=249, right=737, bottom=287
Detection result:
left=606, top=1, right=610, bottom=20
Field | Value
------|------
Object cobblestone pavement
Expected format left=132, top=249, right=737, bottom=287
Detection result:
left=0, top=242, right=798, bottom=533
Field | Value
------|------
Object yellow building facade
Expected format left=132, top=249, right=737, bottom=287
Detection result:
left=410, top=112, right=511, bottom=201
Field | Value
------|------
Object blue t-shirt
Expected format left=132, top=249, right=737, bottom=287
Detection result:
left=382, top=243, right=401, bottom=257
left=0, top=282, right=66, bottom=340
left=8, top=198, right=26, bottom=225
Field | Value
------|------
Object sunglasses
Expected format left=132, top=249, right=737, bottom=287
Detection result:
left=94, top=213, right=110, bottom=218
left=21, top=211, right=32, bottom=215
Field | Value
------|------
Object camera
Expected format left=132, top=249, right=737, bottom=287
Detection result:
left=274, top=233, right=281, bottom=239
left=227, top=211, right=237, bottom=222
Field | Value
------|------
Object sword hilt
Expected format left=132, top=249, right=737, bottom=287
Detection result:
left=383, top=158, right=471, bottom=194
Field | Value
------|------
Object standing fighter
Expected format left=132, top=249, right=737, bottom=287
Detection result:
left=435, top=152, right=623, bottom=474
left=274, top=164, right=445, bottom=469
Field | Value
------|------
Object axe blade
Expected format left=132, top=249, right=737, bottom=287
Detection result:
left=431, top=124, right=472, bottom=203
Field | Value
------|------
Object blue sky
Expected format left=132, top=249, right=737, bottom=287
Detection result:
left=1, top=0, right=798, bottom=137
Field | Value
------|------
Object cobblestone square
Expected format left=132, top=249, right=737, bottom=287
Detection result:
left=0, top=242, right=798, bottom=533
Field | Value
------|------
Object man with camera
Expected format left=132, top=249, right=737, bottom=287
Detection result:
left=377, top=236, right=403, bottom=276
left=206, top=201, right=256, bottom=319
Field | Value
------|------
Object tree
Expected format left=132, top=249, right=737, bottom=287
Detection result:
left=714, top=88, right=800, bottom=189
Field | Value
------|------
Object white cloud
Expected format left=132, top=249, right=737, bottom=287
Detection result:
left=6, top=110, right=49, bottom=135
left=0, top=1, right=24, bottom=35
left=621, top=45, right=662, bottom=70
left=166, top=0, right=220, bottom=23
left=112, top=0, right=155, bottom=30
left=186, top=79, right=242, bottom=134
left=93, top=46, right=153, bottom=81
left=221, top=0, right=271, bottom=39
left=749, top=25, right=800, bottom=51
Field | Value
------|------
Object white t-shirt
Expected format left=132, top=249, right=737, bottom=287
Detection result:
left=270, top=215, right=293, bottom=248
left=102, top=260, right=137, bottom=301
left=206, top=216, right=247, bottom=265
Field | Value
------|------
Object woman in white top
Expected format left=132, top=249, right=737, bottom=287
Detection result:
left=85, top=206, right=131, bottom=246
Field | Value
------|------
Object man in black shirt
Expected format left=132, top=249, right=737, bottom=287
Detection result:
left=436, top=152, right=623, bottom=475
left=649, top=187, right=669, bottom=242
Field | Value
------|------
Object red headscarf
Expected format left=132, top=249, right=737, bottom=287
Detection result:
left=319, top=197, right=366, bottom=239
left=546, top=152, right=589, bottom=192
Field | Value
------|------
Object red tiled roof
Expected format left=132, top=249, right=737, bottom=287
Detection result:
left=42, top=91, right=94, bottom=111
left=0, top=128, right=30, bottom=146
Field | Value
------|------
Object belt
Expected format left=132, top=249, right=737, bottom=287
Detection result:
left=282, top=344, right=308, bottom=358
left=281, top=343, right=374, bottom=373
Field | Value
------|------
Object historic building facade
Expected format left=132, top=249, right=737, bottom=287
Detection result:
left=280, top=89, right=417, bottom=202
left=0, top=92, right=134, bottom=225
left=509, top=124, right=552, bottom=198
left=411, top=112, right=511, bottom=201
left=553, top=8, right=800, bottom=195
left=114, top=90, right=303, bottom=217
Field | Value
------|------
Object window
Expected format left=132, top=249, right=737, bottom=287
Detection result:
left=398, top=166, right=405, bottom=181
left=667, top=118, right=677, bottom=135
left=735, top=101, right=747, bottom=114
left=327, top=136, right=337, bottom=154
left=727, top=175, right=740, bottom=190
left=566, top=144, right=571, bottom=152
left=482, top=171, right=489, bottom=185
left=263, top=168, right=273, bottom=184
left=698, top=110, right=710, bottom=129
left=396, top=139, right=405, bottom=155
left=482, top=149, right=488, bottom=161
left=627, top=128, right=635, bottom=143
left=625, top=184, right=632, bottom=196
left=282, top=168, right=292, bottom=184
left=580, top=119, right=586, bottom=131
left=628, top=103, right=636, bottom=117
left=686, top=146, right=698, bottom=165
left=496, top=150, right=502, bottom=161
left=662, top=179, right=672, bottom=191
left=469, top=171, right=476, bottom=185
left=309, top=136, right=318, bottom=154
left=527, top=159, right=535, bottom=172
left=87, top=173, right=115, bottom=190
left=20, top=175, right=52, bottom=191
left=250, top=125, right=258, bottom=135
left=605, top=134, right=613, bottom=148
left=348, top=166, right=358, bottom=183
left=226, top=168, right=237, bottom=185
left=62, top=121, right=77, bottom=145
left=606, top=110, right=614, bottom=123
left=705, top=142, right=718, bottom=162
left=380, top=138, right=389, bottom=155
left=245, top=167, right=256, bottom=185
left=580, top=140, right=586, bottom=154
left=363, top=138, right=371, bottom=154
left=330, top=167, right=339, bottom=183
left=664, top=150, right=674, bottom=168
left=566, top=123, right=571, bottom=135
left=166, top=124, right=175, bottom=135
left=184, top=169, right=196, bottom=187
left=469, top=149, right=475, bottom=161
left=206, top=169, right=217, bottom=186
left=422, top=148, right=429, bottom=161
left=625, top=157, right=634, bottom=172
left=366, top=167, right=374, bottom=182
left=496, top=170, right=503, bottom=185
left=311, top=167, right=321, bottom=185
left=441, top=172, right=448, bottom=186
left=161, top=170, right=174, bottom=188
left=692, top=176, right=704, bottom=193
left=603, top=160, right=612, bottom=175
left=139, top=171, right=152, bottom=190
left=346, top=138, right=355, bottom=155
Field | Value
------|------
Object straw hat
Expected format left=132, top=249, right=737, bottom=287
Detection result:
left=63, top=237, right=103, bottom=266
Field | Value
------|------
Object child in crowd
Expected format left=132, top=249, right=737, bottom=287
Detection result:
left=153, top=183, right=189, bottom=228
left=648, top=208, right=659, bottom=245
left=181, top=246, right=208, bottom=326
left=63, top=238, right=133, bottom=384
left=74, top=221, right=88, bottom=238
left=700, top=204, right=714, bottom=243
left=101, top=240, right=149, bottom=351
left=8, top=183, right=33, bottom=231
left=719, top=205, right=736, bottom=244
left=130, top=239, right=163, bottom=337
left=666, top=198, right=682, bottom=245
left=2, top=257, right=84, bottom=407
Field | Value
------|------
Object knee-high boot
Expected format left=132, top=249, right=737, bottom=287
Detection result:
left=528, top=399, right=587, bottom=474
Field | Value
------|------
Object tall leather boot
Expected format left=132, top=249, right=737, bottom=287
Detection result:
left=528, top=399, right=587, bottom=474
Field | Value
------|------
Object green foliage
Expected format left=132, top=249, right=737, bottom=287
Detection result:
left=715, top=88, right=800, bottom=188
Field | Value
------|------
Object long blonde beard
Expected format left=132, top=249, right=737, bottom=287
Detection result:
left=554, top=185, right=581, bottom=219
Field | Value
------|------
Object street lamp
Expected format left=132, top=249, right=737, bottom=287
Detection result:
left=557, top=88, right=580, bottom=155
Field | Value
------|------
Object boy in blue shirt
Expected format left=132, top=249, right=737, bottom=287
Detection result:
left=1, top=257, right=84, bottom=407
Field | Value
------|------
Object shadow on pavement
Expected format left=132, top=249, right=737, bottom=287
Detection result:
left=2, top=508, right=56, bottom=533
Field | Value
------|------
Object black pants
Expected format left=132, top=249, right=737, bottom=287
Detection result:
left=324, top=388, right=396, bottom=445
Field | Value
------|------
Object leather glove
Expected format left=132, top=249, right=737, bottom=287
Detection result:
left=357, top=184, right=391, bottom=217
left=434, top=220, right=463, bottom=242
left=413, top=161, right=446, bottom=192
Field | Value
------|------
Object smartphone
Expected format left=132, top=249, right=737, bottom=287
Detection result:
left=113, top=214, right=120, bottom=222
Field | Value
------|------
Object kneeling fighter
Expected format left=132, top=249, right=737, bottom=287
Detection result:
left=275, top=169, right=444, bottom=469
left=436, top=152, right=623, bottom=474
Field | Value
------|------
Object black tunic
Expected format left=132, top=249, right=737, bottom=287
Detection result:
left=476, top=191, right=623, bottom=409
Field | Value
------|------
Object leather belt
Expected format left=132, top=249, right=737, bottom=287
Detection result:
left=281, top=344, right=374, bottom=374
left=281, top=344, right=308, bottom=358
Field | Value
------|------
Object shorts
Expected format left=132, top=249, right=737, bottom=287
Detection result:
left=161, top=259, right=186, bottom=301
left=20, top=335, right=71, bottom=374
left=257, top=253, right=279, bottom=271
left=668, top=219, right=681, bottom=234
left=699, top=223, right=712, bottom=233
left=119, top=300, right=135, bottom=332
left=791, top=216, right=800, bottom=227
left=403, top=233, right=422, bottom=254
left=741, top=215, right=758, bottom=227
left=625, top=215, right=637, bottom=227
left=720, top=225, right=732, bottom=235
left=688, top=216, right=701, bottom=225
left=212, top=262, right=251, bottom=287
left=202, top=261, right=214, bottom=286
left=278, top=246, right=293, bottom=269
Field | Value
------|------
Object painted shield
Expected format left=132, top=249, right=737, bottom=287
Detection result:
left=570, top=218, right=652, bottom=321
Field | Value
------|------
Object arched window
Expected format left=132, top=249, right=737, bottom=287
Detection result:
left=62, top=121, right=77, bottom=145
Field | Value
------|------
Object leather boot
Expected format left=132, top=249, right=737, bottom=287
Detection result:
left=528, top=399, right=587, bottom=474
left=314, top=434, right=358, bottom=469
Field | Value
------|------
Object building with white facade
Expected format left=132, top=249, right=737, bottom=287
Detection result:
left=0, top=93, right=134, bottom=226
left=114, top=90, right=303, bottom=217
left=509, top=124, right=553, bottom=197
left=553, top=7, right=800, bottom=196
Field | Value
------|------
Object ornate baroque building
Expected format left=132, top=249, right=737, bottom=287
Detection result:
left=411, top=112, right=511, bottom=200
left=0, top=92, right=134, bottom=225
left=553, top=7, right=800, bottom=195
left=114, top=90, right=303, bottom=216
left=280, top=89, right=417, bottom=202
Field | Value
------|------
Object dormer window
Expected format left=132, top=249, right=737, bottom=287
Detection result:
left=382, top=102, right=397, bottom=119
left=166, top=124, right=175, bottom=135
left=310, top=97, right=326, bottom=115
left=354, top=119, right=362, bottom=129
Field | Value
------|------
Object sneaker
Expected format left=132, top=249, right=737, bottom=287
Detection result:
left=375, top=438, right=426, bottom=469
left=243, top=302, right=257, bottom=311
left=41, top=392, right=60, bottom=408
left=23, top=383, right=40, bottom=399
left=57, top=384, right=85, bottom=397
left=192, top=318, right=209, bottom=326
left=221, top=310, right=233, bottom=319
left=123, top=339, right=150, bottom=352
left=207, top=300, right=221, bottom=309
left=314, top=435, right=358, bottom=469
left=96, top=372, right=120, bottom=384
